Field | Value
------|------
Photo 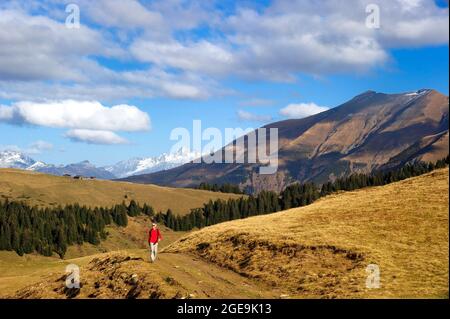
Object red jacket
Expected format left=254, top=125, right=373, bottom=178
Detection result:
left=148, top=228, right=162, bottom=244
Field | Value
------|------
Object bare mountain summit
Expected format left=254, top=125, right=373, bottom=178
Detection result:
left=121, top=89, right=449, bottom=193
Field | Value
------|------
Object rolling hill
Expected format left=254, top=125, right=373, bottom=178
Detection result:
left=121, top=89, right=449, bottom=193
left=165, top=167, right=449, bottom=298
left=0, top=168, right=244, bottom=215
left=5, top=167, right=448, bottom=299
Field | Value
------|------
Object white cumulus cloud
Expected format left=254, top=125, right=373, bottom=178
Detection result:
left=279, top=103, right=329, bottom=119
left=0, top=100, right=151, bottom=145
left=0, top=100, right=150, bottom=131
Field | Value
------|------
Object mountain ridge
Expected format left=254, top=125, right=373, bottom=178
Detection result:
left=120, top=89, right=449, bottom=193
left=0, top=148, right=200, bottom=179
left=104, top=148, right=201, bottom=178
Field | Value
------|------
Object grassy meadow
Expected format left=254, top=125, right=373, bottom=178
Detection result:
left=0, top=168, right=244, bottom=215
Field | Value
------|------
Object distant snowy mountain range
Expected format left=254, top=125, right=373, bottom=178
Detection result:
left=0, top=148, right=201, bottom=179
left=104, top=148, right=202, bottom=178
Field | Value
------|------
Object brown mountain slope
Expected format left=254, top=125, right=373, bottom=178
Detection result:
left=379, top=130, right=449, bottom=170
left=122, top=89, right=449, bottom=192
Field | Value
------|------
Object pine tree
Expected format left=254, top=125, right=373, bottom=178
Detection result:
left=55, top=226, right=67, bottom=258
left=128, top=200, right=140, bottom=217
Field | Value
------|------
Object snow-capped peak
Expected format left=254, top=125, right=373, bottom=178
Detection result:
left=405, top=89, right=431, bottom=96
left=104, top=148, right=202, bottom=178
left=26, top=161, right=50, bottom=171
left=0, top=150, right=36, bottom=169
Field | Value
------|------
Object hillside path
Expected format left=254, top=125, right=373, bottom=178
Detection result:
left=133, top=249, right=282, bottom=299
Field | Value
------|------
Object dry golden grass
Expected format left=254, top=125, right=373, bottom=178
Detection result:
left=0, top=251, right=68, bottom=296
left=0, top=214, right=188, bottom=296
left=0, top=168, right=244, bottom=215
left=166, top=168, right=449, bottom=298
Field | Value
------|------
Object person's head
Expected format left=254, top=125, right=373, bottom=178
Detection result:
left=152, top=222, right=157, bottom=229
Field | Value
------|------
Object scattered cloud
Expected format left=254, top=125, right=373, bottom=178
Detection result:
left=279, top=103, right=329, bottom=119
left=0, top=69, right=213, bottom=101
left=0, top=1, right=447, bottom=101
left=0, top=4, right=211, bottom=101
left=130, top=39, right=234, bottom=77
left=0, top=7, right=122, bottom=82
left=65, top=129, right=129, bottom=145
left=128, top=0, right=448, bottom=82
left=79, top=0, right=164, bottom=30
left=237, top=110, right=273, bottom=122
left=79, top=0, right=214, bottom=31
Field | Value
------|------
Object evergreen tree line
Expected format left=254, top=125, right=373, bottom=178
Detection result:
left=0, top=200, right=155, bottom=258
left=162, top=156, right=449, bottom=231
left=195, top=182, right=245, bottom=194
left=320, top=155, right=449, bottom=195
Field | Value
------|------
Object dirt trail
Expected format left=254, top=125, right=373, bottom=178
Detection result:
left=140, top=250, right=282, bottom=298
left=130, top=227, right=283, bottom=298
left=123, top=225, right=284, bottom=298
left=136, top=230, right=283, bottom=298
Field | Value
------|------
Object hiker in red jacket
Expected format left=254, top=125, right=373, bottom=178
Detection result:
left=148, top=222, right=162, bottom=262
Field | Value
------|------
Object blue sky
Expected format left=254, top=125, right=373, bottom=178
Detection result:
left=0, top=0, right=448, bottom=166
